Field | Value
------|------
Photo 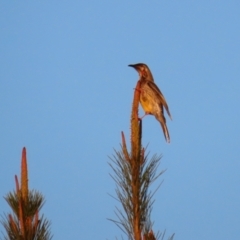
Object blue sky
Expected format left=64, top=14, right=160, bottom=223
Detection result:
left=1, top=1, right=240, bottom=239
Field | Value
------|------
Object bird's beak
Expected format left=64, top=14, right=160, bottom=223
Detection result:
left=128, top=64, right=138, bottom=70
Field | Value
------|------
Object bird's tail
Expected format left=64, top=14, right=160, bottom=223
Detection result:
left=156, top=114, right=170, bottom=143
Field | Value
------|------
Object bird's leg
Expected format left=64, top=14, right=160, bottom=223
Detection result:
left=138, top=112, right=150, bottom=120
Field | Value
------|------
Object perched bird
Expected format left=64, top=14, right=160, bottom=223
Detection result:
left=128, top=63, right=172, bottom=143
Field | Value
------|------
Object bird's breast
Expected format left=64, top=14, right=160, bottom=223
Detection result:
left=140, top=95, right=154, bottom=113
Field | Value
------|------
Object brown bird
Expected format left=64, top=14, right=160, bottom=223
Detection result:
left=129, top=63, right=172, bottom=143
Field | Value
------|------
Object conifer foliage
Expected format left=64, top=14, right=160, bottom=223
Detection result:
left=109, top=80, right=174, bottom=240
left=1, top=147, right=52, bottom=240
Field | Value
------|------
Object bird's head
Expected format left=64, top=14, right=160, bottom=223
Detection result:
left=128, top=63, right=154, bottom=81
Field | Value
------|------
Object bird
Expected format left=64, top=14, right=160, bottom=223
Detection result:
left=128, top=63, right=172, bottom=143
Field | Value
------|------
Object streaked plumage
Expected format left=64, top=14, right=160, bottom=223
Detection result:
left=129, top=63, right=172, bottom=143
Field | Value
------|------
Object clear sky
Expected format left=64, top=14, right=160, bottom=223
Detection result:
left=1, top=1, right=240, bottom=239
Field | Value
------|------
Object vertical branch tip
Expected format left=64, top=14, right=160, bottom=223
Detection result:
left=121, top=131, right=131, bottom=162
left=21, top=147, right=28, bottom=202
left=15, top=175, right=20, bottom=193
left=131, top=80, right=142, bottom=160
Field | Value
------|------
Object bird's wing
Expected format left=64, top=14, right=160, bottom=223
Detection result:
left=146, top=81, right=172, bottom=120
